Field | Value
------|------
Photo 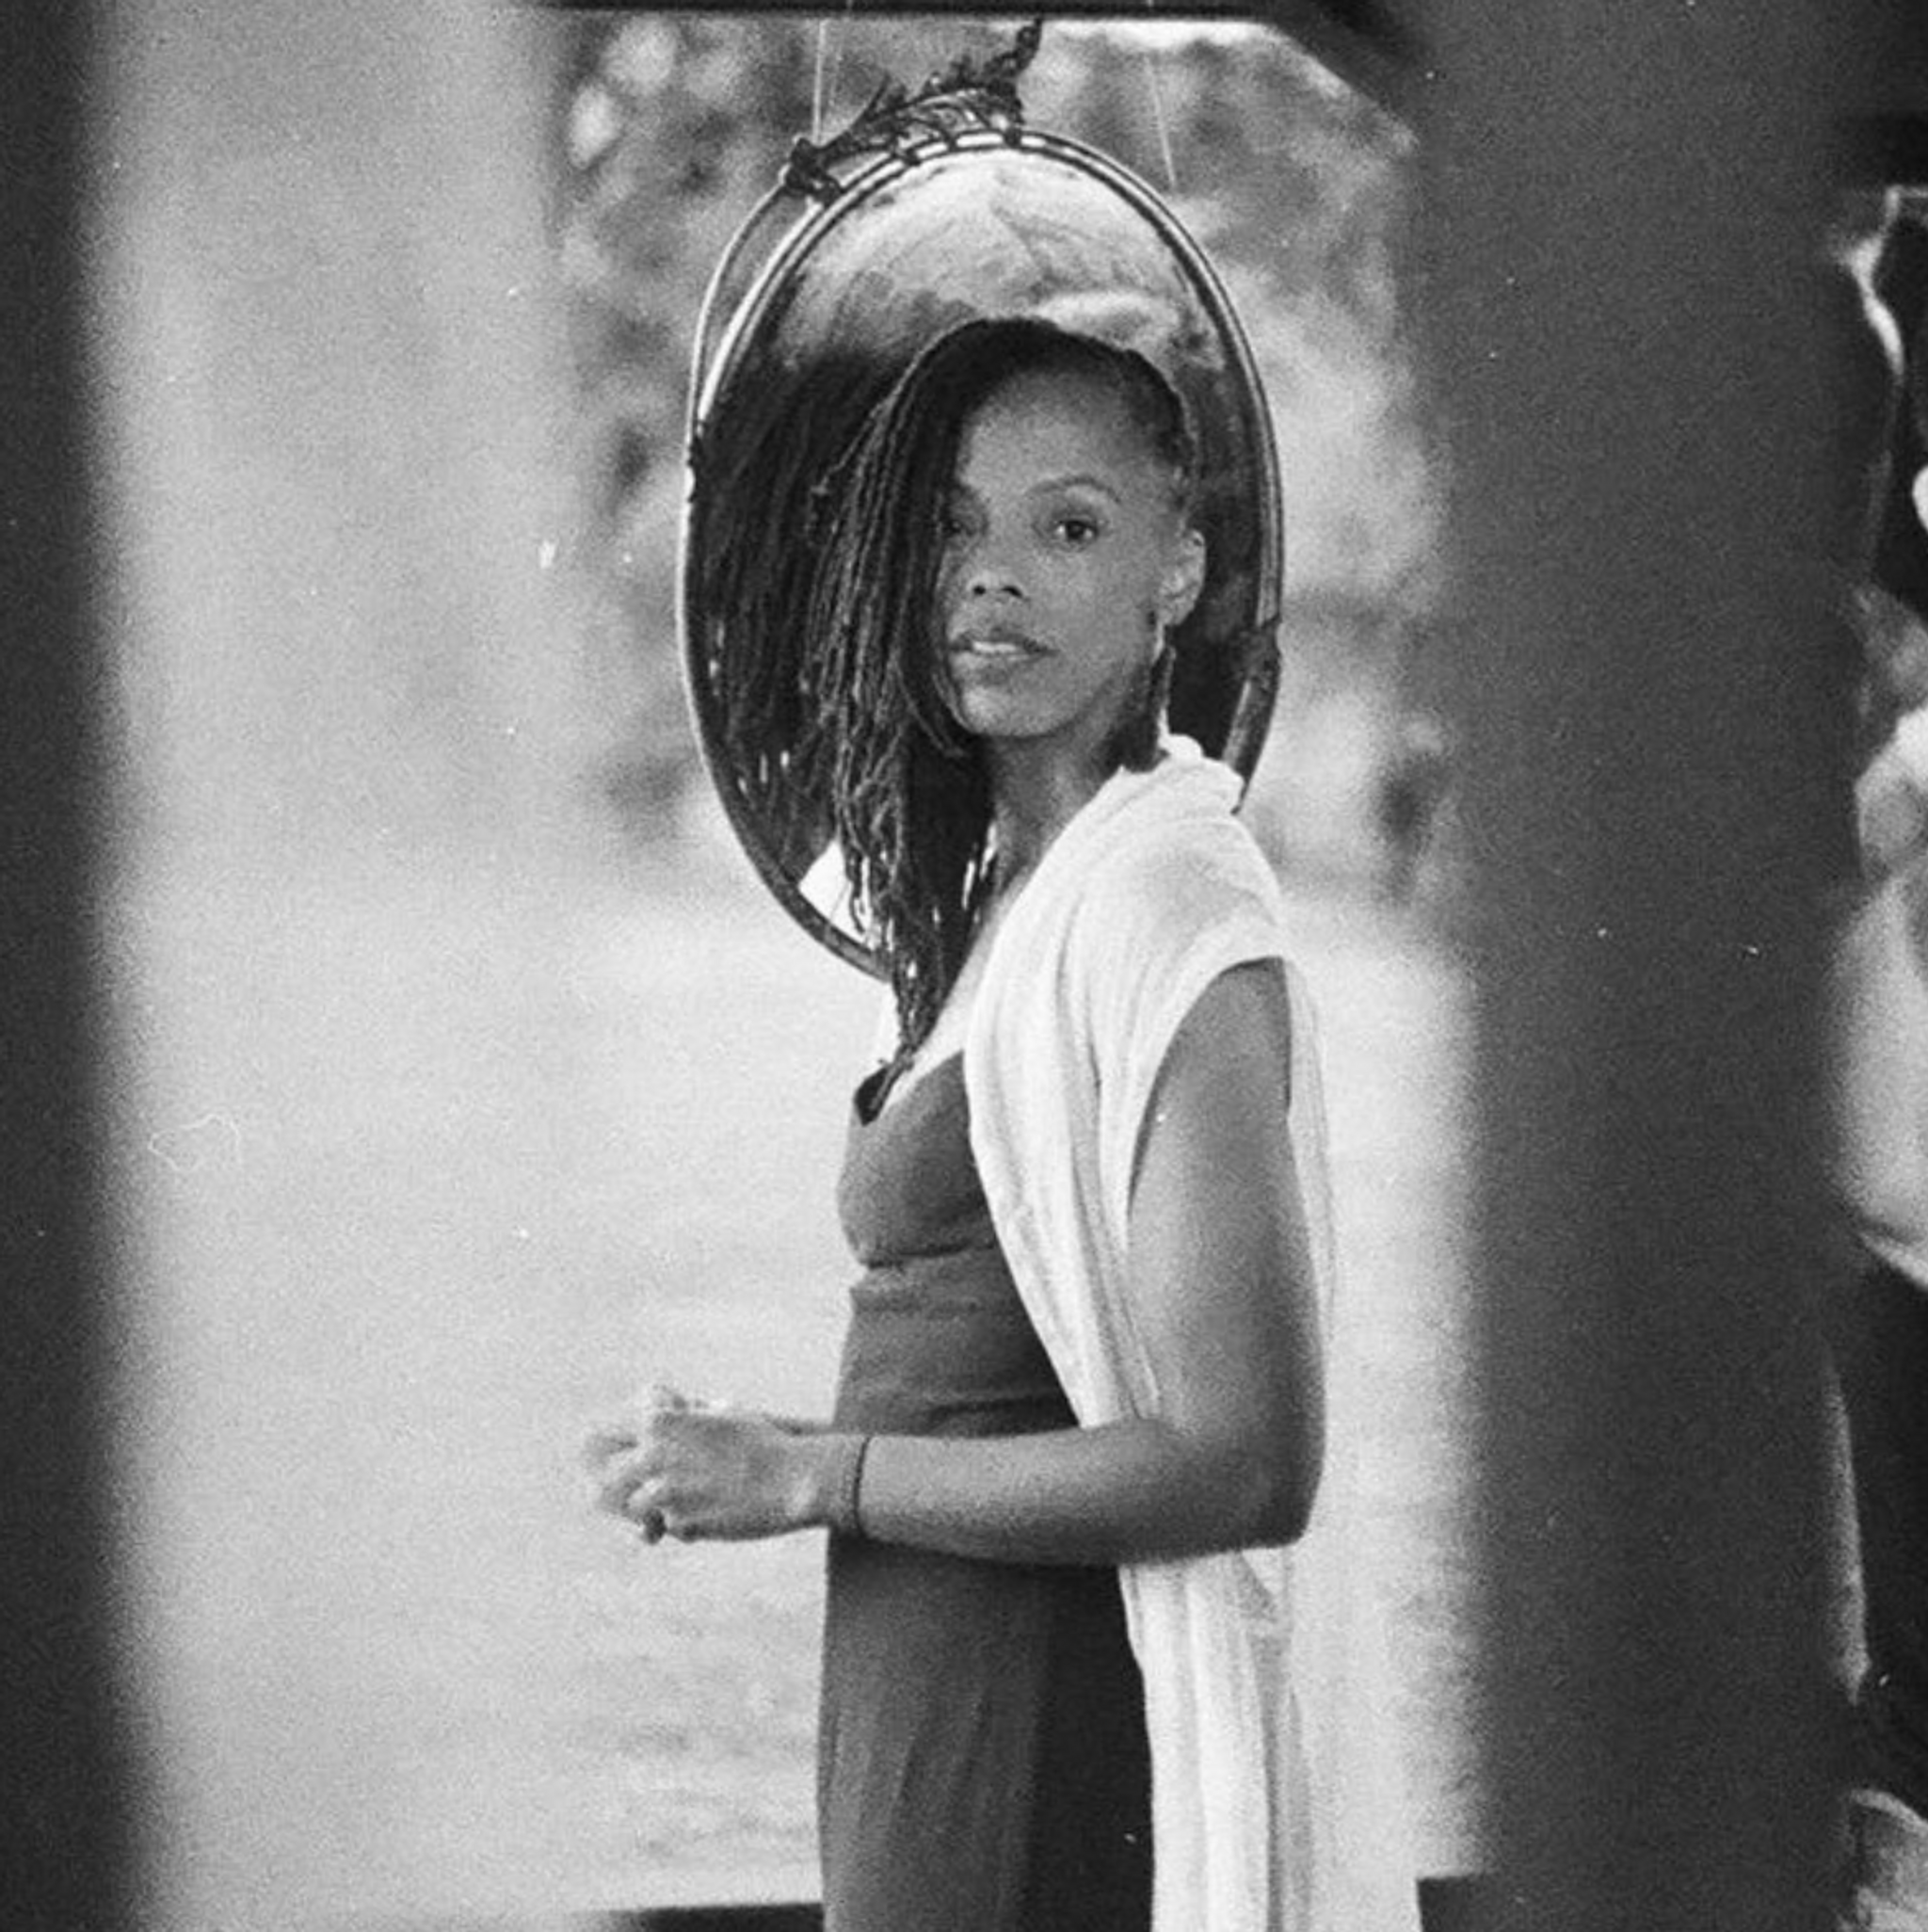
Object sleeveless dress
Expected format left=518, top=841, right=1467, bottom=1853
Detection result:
left=817, top=1054, right=1153, bottom=1932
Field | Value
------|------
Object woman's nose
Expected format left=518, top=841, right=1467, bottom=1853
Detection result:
left=960, top=546, right=1023, bottom=601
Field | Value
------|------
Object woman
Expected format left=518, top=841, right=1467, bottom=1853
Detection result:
left=589, top=318, right=1414, bottom=1931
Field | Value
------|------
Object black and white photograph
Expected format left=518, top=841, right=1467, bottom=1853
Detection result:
left=5, top=7, right=1926, bottom=1932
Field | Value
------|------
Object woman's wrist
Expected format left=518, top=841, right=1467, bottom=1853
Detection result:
left=808, top=1431, right=873, bottom=1536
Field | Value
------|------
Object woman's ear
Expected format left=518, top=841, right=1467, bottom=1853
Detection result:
left=1159, top=529, right=1207, bottom=629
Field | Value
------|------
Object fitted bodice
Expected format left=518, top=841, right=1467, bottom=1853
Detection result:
left=839, top=1055, right=999, bottom=1264
left=832, top=1055, right=1071, bottom=1440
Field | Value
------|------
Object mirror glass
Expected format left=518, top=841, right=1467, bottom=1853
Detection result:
left=682, top=106, right=1286, bottom=968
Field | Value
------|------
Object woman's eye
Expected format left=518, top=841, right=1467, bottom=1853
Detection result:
left=1052, top=515, right=1101, bottom=547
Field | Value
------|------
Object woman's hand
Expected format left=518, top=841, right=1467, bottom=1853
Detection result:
left=584, top=1388, right=838, bottom=1545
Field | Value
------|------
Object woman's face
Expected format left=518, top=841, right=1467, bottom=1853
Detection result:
left=935, top=363, right=1204, bottom=768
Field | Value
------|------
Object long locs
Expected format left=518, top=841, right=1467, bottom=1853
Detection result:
left=1103, top=613, right=1176, bottom=774
left=799, top=318, right=1197, bottom=1060
left=803, top=354, right=995, bottom=1061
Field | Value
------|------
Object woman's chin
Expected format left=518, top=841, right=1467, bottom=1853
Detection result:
left=951, top=695, right=1041, bottom=742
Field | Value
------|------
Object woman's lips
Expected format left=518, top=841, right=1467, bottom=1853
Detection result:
left=948, top=628, right=1048, bottom=661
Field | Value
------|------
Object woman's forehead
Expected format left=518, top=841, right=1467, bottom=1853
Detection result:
left=955, top=365, right=1165, bottom=477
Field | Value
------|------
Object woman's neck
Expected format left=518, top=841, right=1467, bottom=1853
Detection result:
left=986, top=745, right=1112, bottom=888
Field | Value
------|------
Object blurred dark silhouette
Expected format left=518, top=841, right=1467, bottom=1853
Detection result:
left=1827, top=185, right=1928, bottom=1929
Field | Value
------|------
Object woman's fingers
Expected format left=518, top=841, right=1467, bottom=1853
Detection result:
left=625, top=1478, right=671, bottom=1539
left=589, top=1420, right=700, bottom=1535
left=593, top=1456, right=683, bottom=1543
left=588, top=1448, right=642, bottom=1520
left=588, top=1406, right=801, bottom=1544
left=585, top=1389, right=703, bottom=1541
left=581, top=1384, right=700, bottom=1491
left=581, top=1423, right=638, bottom=1473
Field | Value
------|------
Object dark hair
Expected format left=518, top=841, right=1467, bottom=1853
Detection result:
left=799, top=316, right=1197, bottom=1063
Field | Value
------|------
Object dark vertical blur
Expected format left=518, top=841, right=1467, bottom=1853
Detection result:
left=1421, top=4, right=1908, bottom=1925
left=0, top=5, right=132, bottom=1930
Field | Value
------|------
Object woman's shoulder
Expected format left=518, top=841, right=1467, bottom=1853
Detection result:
left=1053, top=840, right=1287, bottom=1046
left=1076, top=772, right=1283, bottom=939
left=990, top=745, right=1289, bottom=1008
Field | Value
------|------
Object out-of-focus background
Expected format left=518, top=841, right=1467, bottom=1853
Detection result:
left=97, top=8, right=1474, bottom=1920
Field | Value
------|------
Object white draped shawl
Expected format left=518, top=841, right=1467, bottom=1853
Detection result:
left=959, top=737, right=1420, bottom=1932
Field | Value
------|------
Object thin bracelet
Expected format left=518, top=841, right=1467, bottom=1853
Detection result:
left=827, top=1433, right=872, bottom=1538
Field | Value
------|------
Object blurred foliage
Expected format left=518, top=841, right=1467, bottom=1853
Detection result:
left=543, top=13, right=1446, bottom=894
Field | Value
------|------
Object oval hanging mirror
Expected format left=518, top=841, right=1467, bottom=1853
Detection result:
left=679, top=51, right=1284, bottom=975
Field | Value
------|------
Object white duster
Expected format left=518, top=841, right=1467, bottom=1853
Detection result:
left=961, top=737, right=1420, bottom=1932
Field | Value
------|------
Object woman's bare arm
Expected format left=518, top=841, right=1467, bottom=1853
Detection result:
left=590, top=959, right=1326, bottom=1564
